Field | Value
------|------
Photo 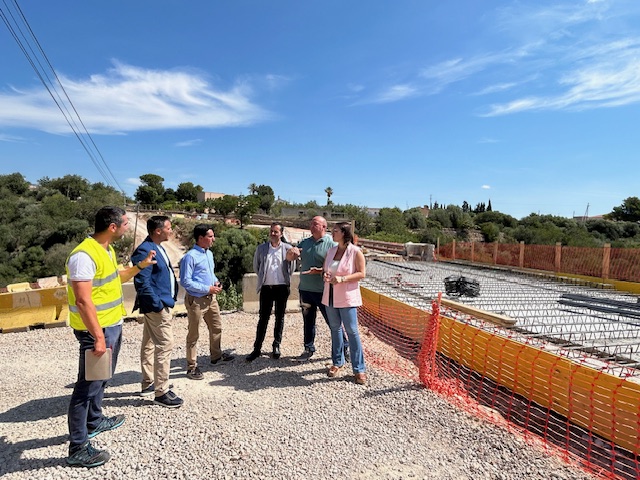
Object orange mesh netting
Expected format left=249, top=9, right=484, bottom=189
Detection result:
left=359, top=282, right=640, bottom=480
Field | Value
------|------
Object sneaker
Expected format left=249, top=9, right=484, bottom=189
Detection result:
left=294, top=349, right=314, bottom=362
left=140, top=383, right=174, bottom=397
left=211, top=352, right=235, bottom=364
left=154, top=390, right=184, bottom=408
left=140, top=383, right=155, bottom=397
left=186, top=367, right=204, bottom=380
left=87, top=414, right=125, bottom=439
left=246, top=351, right=260, bottom=362
left=272, top=345, right=281, bottom=359
left=67, top=441, right=110, bottom=468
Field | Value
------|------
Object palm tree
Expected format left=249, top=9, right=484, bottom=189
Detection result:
left=248, top=183, right=258, bottom=195
left=324, top=186, right=333, bottom=205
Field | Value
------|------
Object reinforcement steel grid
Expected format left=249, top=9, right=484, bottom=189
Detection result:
left=362, top=259, right=640, bottom=378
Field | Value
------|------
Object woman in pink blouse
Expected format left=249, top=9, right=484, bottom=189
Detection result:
left=321, top=222, right=367, bottom=385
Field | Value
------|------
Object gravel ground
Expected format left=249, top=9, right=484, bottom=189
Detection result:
left=0, top=311, right=596, bottom=480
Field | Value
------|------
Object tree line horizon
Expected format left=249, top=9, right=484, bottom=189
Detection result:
left=0, top=171, right=639, bottom=289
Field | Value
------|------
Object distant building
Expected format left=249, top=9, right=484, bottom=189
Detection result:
left=197, top=192, right=227, bottom=203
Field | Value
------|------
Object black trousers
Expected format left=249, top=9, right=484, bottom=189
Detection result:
left=254, top=284, right=290, bottom=352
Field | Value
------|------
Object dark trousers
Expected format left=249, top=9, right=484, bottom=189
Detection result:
left=253, top=284, right=290, bottom=352
left=68, top=324, right=122, bottom=451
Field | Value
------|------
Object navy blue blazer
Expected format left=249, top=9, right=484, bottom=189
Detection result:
left=132, top=237, right=179, bottom=313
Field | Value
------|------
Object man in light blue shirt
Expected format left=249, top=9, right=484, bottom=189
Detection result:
left=180, top=224, right=234, bottom=380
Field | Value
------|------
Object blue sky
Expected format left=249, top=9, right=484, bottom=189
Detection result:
left=1, top=0, right=639, bottom=219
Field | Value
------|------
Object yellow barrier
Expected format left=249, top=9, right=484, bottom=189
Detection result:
left=361, top=287, right=640, bottom=456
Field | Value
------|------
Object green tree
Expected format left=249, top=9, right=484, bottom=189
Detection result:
left=324, top=187, right=333, bottom=206
left=0, top=172, right=30, bottom=195
left=255, top=185, right=275, bottom=214
left=235, top=195, right=259, bottom=228
left=211, top=195, right=238, bottom=219
left=480, top=222, right=501, bottom=242
left=341, top=204, right=374, bottom=237
left=135, top=174, right=165, bottom=206
left=176, top=182, right=202, bottom=203
left=376, top=207, right=407, bottom=235
left=404, top=208, right=427, bottom=230
left=609, top=197, right=640, bottom=222
left=212, top=228, right=258, bottom=288
left=248, top=183, right=258, bottom=195
left=44, top=174, right=90, bottom=200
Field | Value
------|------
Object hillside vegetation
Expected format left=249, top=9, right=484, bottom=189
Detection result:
left=1, top=171, right=639, bottom=289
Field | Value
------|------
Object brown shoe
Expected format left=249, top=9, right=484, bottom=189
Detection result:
left=354, top=373, right=367, bottom=385
left=327, top=365, right=344, bottom=377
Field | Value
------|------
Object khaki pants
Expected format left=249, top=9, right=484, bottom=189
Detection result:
left=140, top=307, right=174, bottom=396
left=185, top=293, right=222, bottom=369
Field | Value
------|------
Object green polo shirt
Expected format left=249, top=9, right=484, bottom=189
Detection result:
left=298, top=234, right=336, bottom=292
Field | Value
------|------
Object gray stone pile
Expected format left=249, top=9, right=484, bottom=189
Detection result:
left=0, top=312, right=595, bottom=479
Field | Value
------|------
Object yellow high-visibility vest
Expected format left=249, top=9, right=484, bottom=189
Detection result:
left=66, top=237, right=126, bottom=330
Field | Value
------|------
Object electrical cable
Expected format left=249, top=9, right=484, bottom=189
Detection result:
left=0, top=0, right=126, bottom=199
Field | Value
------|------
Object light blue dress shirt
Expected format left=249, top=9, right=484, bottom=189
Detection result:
left=179, top=245, right=219, bottom=297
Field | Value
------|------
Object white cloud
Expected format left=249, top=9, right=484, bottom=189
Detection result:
left=478, top=137, right=499, bottom=144
left=366, top=84, right=419, bottom=104
left=175, top=139, right=202, bottom=147
left=482, top=185, right=491, bottom=189
left=0, top=61, right=272, bottom=134
left=0, top=133, right=25, bottom=142
left=484, top=51, right=640, bottom=115
left=125, top=177, right=141, bottom=187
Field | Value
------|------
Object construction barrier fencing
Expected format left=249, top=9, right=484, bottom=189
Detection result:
left=359, top=286, right=640, bottom=480
left=437, top=241, right=640, bottom=285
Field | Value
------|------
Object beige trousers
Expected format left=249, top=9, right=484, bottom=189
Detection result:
left=140, top=307, right=174, bottom=397
left=185, top=294, right=222, bottom=369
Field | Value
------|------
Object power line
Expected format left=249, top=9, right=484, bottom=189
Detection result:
left=0, top=0, right=126, bottom=200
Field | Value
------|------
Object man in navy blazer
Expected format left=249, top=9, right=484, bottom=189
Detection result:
left=132, top=215, right=183, bottom=408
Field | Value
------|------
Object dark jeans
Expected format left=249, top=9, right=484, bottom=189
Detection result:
left=300, top=290, right=348, bottom=352
left=68, top=324, right=122, bottom=451
left=254, top=284, right=290, bottom=352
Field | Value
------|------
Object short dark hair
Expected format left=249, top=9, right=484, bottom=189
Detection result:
left=147, top=215, right=170, bottom=234
left=334, top=222, right=354, bottom=244
left=271, top=222, right=283, bottom=232
left=95, top=206, right=126, bottom=233
left=193, top=223, right=213, bottom=241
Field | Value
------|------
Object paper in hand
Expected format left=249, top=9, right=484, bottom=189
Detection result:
left=85, top=347, right=112, bottom=381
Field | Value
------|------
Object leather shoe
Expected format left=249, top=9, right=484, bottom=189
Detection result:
left=246, top=350, right=260, bottom=362
left=272, top=346, right=281, bottom=359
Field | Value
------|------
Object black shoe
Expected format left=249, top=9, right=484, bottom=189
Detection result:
left=87, top=414, right=125, bottom=439
left=140, top=383, right=155, bottom=397
left=211, top=352, right=235, bottom=364
left=67, top=441, right=110, bottom=468
left=272, top=346, right=281, bottom=359
left=293, top=348, right=313, bottom=362
left=154, top=390, right=184, bottom=408
left=141, top=382, right=174, bottom=396
left=246, top=350, right=260, bottom=362
left=186, top=367, right=204, bottom=380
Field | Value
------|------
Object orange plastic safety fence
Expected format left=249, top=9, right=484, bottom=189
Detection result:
left=359, top=288, right=640, bottom=480
left=436, top=241, right=640, bottom=285
left=609, top=248, right=640, bottom=283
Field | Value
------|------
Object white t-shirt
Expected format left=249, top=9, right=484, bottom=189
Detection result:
left=67, top=251, right=98, bottom=281
left=264, top=244, right=286, bottom=286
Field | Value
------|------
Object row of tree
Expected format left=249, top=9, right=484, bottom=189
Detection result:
left=1, top=171, right=639, bottom=289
